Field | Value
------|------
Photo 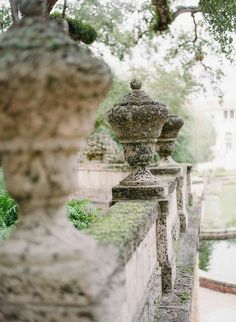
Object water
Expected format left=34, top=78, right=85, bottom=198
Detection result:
left=199, top=239, right=236, bottom=283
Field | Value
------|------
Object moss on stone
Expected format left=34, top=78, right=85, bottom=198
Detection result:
left=51, top=12, right=97, bottom=44
left=177, top=292, right=191, bottom=304
left=84, top=201, right=157, bottom=247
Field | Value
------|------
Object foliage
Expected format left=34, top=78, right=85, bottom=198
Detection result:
left=200, top=0, right=236, bottom=57
left=0, top=169, right=18, bottom=232
left=177, top=292, right=191, bottom=304
left=0, top=166, right=100, bottom=239
left=199, top=240, right=214, bottom=271
left=66, top=199, right=102, bottom=230
left=0, top=190, right=18, bottom=227
left=66, top=17, right=97, bottom=43
left=51, top=12, right=97, bottom=44
left=67, top=0, right=138, bottom=59
left=96, top=77, right=129, bottom=129
left=0, top=5, right=12, bottom=32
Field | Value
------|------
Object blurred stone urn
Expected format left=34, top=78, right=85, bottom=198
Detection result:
left=0, top=0, right=111, bottom=215
left=0, top=1, right=112, bottom=320
left=156, top=114, right=184, bottom=166
left=107, top=79, right=168, bottom=186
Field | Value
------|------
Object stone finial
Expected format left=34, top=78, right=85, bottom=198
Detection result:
left=107, top=80, right=168, bottom=186
left=156, top=114, right=184, bottom=166
left=81, top=131, right=124, bottom=163
left=130, top=79, right=142, bottom=90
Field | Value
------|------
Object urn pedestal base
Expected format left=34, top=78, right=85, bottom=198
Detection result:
left=151, top=164, right=189, bottom=232
left=111, top=183, right=169, bottom=205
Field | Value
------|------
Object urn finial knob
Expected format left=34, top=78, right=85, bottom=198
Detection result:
left=130, top=79, right=142, bottom=90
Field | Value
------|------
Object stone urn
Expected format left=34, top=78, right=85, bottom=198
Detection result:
left=0, top=0, right=111, bottom=214
left=0, top=1, right=112, bottom=320
left=156, top=114, right=184, bottom=166
left=107, top=79, right=168, bottom=186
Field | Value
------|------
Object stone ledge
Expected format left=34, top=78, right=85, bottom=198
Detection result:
left=154, top=205, right=200, bottom=322
left=151, top=166, right=181, bottom=176
left=111, top=178, right=177, bottom=203
left=200, top=227, right=236, bottom=240
left=199, top=269, right=236, bottom=294
left=84, top=201, right=158, bottom=265
left=76, top=162, right=129, bottom=172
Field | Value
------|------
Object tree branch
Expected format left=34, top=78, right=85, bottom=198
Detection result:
left=47, top=0, right=58, bottom=13
left=153, top=0, right=172, bottom=31
left=191, top=13, right=198, bottom=44
left=62, top=0, right=67, bottom=18
left=172, top=6, right=201, bottom=21
left=9, top=0, right=20, bottom=23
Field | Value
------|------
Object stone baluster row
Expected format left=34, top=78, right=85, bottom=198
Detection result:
left=107, top=80, right=190, bottom=291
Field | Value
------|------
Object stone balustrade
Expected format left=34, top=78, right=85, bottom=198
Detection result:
left=0, top=2, right=200, bottom=321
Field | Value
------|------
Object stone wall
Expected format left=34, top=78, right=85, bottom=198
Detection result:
left=85, top=201, right=162, bottom=322
left=76, top=163, right=128, bottom=203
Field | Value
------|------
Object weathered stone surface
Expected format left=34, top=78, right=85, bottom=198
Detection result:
left=154, top=205, right=201, bottom=322
left=0, top=7, right=111, bottom=213
left=156, top=197, right=177, bottom=292
left=76, top=162, right=128, bottom=203
left=151, top=165, right=189, bottom=233
left=136, top=265, right=162, bottom=322
left=112, top=184, right=168, bottom=203
left=0, top=1, right=112, bottom=320
left=151, top=166, right=181, bottom=176
left=85, top=201, right=158, bottom=264
left=107, top=79, right=168, bottom=186
left=187, top=165, right=193, bottom=206
left=0, top=210, right=121, bottom=321
left=156, top=114, right=184, bottom=166
left=177, top=175, right=188, bottom=232
left=85, top=201, right=162, bottom=322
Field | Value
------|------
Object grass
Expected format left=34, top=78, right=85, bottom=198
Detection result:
left=219, top=183, right=236, bottom=227
left=202, top=179, right=236, bottom=229
left=67, top=199, right=102, bottom=230
left=0, top=169, right=18, bottom=240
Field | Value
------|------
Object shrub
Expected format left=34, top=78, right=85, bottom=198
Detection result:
left=67, top=199, right=102, bottom=230
left=0, top=176, right=100, bottom=240
left=0, top=190, right=18, bottom=227
left=51, top=12, right=97, bottom=44
left=67, top=18, right=97, bottom=44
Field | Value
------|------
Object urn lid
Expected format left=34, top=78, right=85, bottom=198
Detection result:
left=107, top=79, right=169, bottom=142
left=159, top=114, right=184, bottom=140
left=115, top=79, right=165, bottom=107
